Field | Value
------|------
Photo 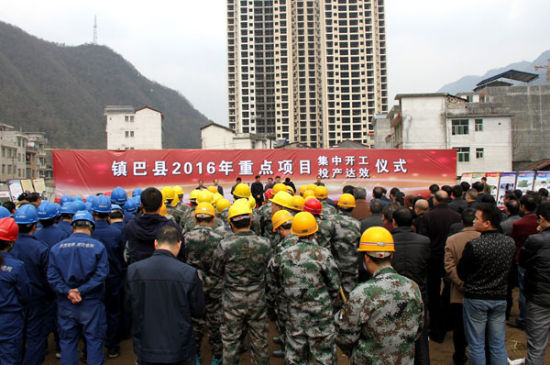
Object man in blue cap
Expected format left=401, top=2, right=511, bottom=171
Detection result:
left=57, top=202, right=76, bottom=236
left=36, top=201, right=69, bottom=248
left=47, top=210, right=109, bottom=365
left=91, top=195, right=125, bottom=358
left=11, top=204, right=52, bottom=365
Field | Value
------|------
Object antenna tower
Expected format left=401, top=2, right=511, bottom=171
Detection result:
left=93, top=16, right=98, bottom=44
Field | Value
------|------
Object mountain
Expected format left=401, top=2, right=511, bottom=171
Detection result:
left=0, top=21, right=210, bottom=149
left=439, top=50, right=550, bottom=94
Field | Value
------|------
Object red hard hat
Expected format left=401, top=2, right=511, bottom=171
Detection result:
left=0, top=218, right=19, bottom=242
left=264, top=188, right=274, bottom=200
left=303, top=198, right=322, bottom=215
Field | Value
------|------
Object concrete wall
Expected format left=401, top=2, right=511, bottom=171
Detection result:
left=201, top=126, right=238, bottom=149
left=106, top=108, right=162, bottom=150
left=400, top=96, right=447, bottom=149
left=485, top=85, right=550, bottom=169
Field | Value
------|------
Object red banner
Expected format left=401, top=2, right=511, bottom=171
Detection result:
left=52, top=149, right=457, bottom=199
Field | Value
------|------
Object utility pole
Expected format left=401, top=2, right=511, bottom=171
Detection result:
left=93, top=15, right=98, bottom=44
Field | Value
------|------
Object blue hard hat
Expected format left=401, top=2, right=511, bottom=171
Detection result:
left=86, top=195, right=97, bottom=205
left=37, top=201, right=58, bottom=220
left=54, top=203, right=61, bottom=217
left=73, top=196, right=83, bottom=202
left=14, top=204, right=39, bottom=224
left=73, top=200, right=86, bottom=211
left=85, top=202, right=93, bottom=213
left=124, top=198, right=138, bottom=213
left=0, top=206, right=11, bottom=218
left=111, top=187, right=127, bottom=205
left=132, top=188, right=143, bottom=198
left=111, top=204, right=123, bottom=212
left=60, top=202, right=77, bottom=215
left=92, top=195, right=112, bottom=213
left=60, top=195, right=73, bottom=204
left=72, top=210, right=95, bottom=227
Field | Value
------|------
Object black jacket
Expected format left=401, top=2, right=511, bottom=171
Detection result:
left=420, top=204, right=461, bottom=260
left=519, top=227, right=550, bottom=307
left=128, top=250, right=205, bottom=363
left=448, top=198, right=467, bottom=214
left=360, top=213, right=383, bottom=233
left=391, top=226, right=430, bottom=303
left=251, top=182, right=264, bottom=203
left=457, top=231, right=515, bottom=300
left=124, top=214, right=181, bottom=264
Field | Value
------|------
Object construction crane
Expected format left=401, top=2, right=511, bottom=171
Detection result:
left=534, top=58, right=550, bottom=84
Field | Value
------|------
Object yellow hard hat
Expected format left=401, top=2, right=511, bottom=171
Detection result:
left=291, top=212, right=318, bottom=237
left=233, top=183, right=251, bottom=198
left=299, top=185, right=308, bottom=196
left=286, top=185, right=295, bottom=195
left=270, top=191, right=294, bottom=210
left=314, top=185, right=328, bottom=200
left=272, top=210, right=293, bottom=232
left=338, top=193, right=356, bottom=208
left=308, top=184, right=318, bottom=191
left=248, top=195, right=256, bottom=209
left=228, top=198, right=252, bottom=221
left=207, top=186, right=218, bottom=194
left=196, top=190, right=214, bottom=204
left=272, top=183, right=288, bottom=194
left=358, top=227, right=395, bottom=257
left=189, top=189, right=201, bottom=201
left=290, top=195, right=305, bottom=212
left=159, top=203, right=167, bottom=217
left=173, top=186, right=184, bottom=197
left=303, top=189, right=315, bottom=198
left=194, top=202, right=216, bottom=218
left=161, top=186, right=175, bottom=202
left=212, top=192, right=222, bottom=204
left=215, top=198, right=231, bottom=213
left=171, top=196, right=180, bottom=207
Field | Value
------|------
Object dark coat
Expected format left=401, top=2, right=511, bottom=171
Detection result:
left=351, top=199, right=371, bottom=221
left=251, top=182, right=264, bottom=203
left=419, top=204, right=461, bottom=260
left=519, top=227, right=550, bottom=307
left=448, top=198, right=467, bottom=214
left=360, top=213, right=383, bottom=233
left=391, top=226, right=430, bottom=303
left=511, top=213, right=538, bottom=262
left=128, top=250, right=205, bottom=363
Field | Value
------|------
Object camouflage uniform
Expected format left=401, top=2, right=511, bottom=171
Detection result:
left=272, top=238, right=341, bottom=365
left=178, top=204, right=196, bottom=231
left=335, top=266, right=424, bottom=365
left=183, top=225, right=224, bottom=359
left=258, top=203, right=277, bottom=247
left=316, top=214, right=337, bottom=250
left=182, top=215, right=225, bottom=235
left=321, top=200, right=338, bottom=216
left=166, top=204, right=184, bottom=225
left=211, top=230, right=271, bottom=365
left=218, top=209, right=231, bottom=232
left=331, top=210, right=361, bottom=295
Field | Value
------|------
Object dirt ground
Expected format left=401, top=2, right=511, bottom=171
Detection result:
left=43, top=289, right=549, bottom=364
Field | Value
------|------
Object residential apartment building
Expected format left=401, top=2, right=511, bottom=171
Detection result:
left=0, top=123, right=49, bottom=181
left=227, top=0, right=387, bottom=148
left=105, top=105, right=163, bottom=150
left=375, top=94, right=512, bottom=175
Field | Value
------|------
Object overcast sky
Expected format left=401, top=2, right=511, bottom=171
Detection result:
left=2, top=0, right=549, bottom=124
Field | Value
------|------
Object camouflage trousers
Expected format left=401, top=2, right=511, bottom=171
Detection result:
left=285, top=322, right=337, bottom=365
left=275, top=299, right=288, bottom=346
left=221, top=292, right=269, bottom=365
left=193, top=287, right=222, bottom=358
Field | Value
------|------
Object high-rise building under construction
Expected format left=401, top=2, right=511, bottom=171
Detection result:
left=227, top=0, right=387, bottom=148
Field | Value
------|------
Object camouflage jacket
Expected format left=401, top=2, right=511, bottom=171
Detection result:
left=179, top=204, right=196, bottom=230
left=166, top=204, right=184, bottom=225
left=183, top=225, right=224, bottom=292
left=272, top=238, right=341, bottom=334
left=182, top=215, right=226, bottom=235
left=322, top=200, right=338, bottom=216
left=316, top=214, right=337, bottom=249
left=258, top=203, right=277, bottom=247
left=335, top=266, right=424, bottom=365
left=331, top=211, right=361, bottom=276
left=211, top=230, right=271, bottom=302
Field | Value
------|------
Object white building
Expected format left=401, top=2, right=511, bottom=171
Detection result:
left=376, top=93, right=512, bottom=175
left=105, top=105, right=163, bottom=150
left=201, top=122, right=275, bottom=150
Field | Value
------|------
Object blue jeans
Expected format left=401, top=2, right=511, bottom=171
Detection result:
left=463, top=298, right=508, bottom=365
left=518, top=266, right=526, bottom=323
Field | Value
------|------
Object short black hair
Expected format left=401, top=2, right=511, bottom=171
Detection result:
left=280, top=221, right=292, bottom=230
left=461, top=207, right=476, bottom=227
left=110, top=210, right=124, bottom=220
left=382, top=203, right=398, bottom=222
left=370, top=199, right=383, bottom=214
left=481, top=177, right=487, bottom=182
left=231, top=216, right=251, bottom=229
left=514, top=189, right=523, bottom=199
left=17, top=223, right=35, bottom=234
left=196, top=215, right=214, bottom=224
left=477, top=203, right=502, bottom=229
left=373, top=186, right=384, bottom=199
left=255, top=175, right=260, bottom=179
left=40, top=218, right=56, bottom=228
left=520, top=194, right=538, bottom=213
left=367, top=253, right=393, bottom=265
left=389, top=187, right=400, bottom=197
left=93, top=212, right=110, bottom=220
left=460, top=181, right=471, bottom=192
left=429, top=184, right=440, bottom=194
left=72, top=220, right=94, bottom=232
left=285, top=177, right=291, bottom=183
left=353, top=187, right=366, bottom=200
left=452, top=185, right=463, bottom=199
left=537, top=203, right=550, bottom=222
left=394, top=192, right=405, bottom=206
left=343, top=185, right=355, bottom=194
left=441, top=185, right=452, bottom=196
left=505, top=199, right=520, bottom=216
left=479, top=194, right=496, bottom=206
left=236, top=177, right=242, bottom=182
left=538, top=188, right=549, bottom=198
left=275, top=175, right=281, bottom=179
left=141, top=187, right=163, bottom=213
left=472, top=181, right=484, bottom=193
left=393, top=207, right=412, bottom=227
left=156, top=225, right=182, bottom=245
left=2, top=201, right=15, bottom=213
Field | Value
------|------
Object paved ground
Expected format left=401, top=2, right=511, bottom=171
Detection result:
left=43, top=289, right=549, bottom=364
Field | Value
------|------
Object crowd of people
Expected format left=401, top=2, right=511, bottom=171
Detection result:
left=0, top=176, right=549, bottom=365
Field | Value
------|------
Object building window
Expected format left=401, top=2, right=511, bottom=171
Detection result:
left=476, top=148, right=484, bottom=159
left=130, top=115, right=134, bottom=122
left=452, top=120, right=469, bottom=135
left=125, top=115, right=129, bottom=122
left=125, top=131, right=135, bottom=138
left=475, top=119, right=483, bottom=131
left=455, top=147, right=470, bottom=162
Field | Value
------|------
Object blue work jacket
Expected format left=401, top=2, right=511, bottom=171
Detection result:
left=35, top=225, right=70, bottom=249
left=0, top=252, right=30, bottom=312
left=57, top=220, right=73, bottom=236
left=92, top=220, right=125, bottom=279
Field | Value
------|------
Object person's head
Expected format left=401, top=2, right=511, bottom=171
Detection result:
left=141, top=187, right=163, bottom=214
left=3, top=201, right=16, bottom=214
left=235, top=177, right=242, bottom=184
left=275, top=176, right=281, bottom=183
left=213, top=178, right=219, bottom=185
left=472, top=181, right=484, bottom=193
left=479, top=194, right=496, bottom=206
left=27, top=192, right=42, bottom=208
left=538, top=188, right=549, bottom=200
left=481, top=177, right=487, bottom=184
left=452, top=185, right=463, bottom=199
left=358, top=227, right=394, bottom=274
left=429, top=184, right=440, bottom=195
left=109, top=208, right=124, bottom=222
left=198, top=179, right=204, bottom=187
left=465, top=189, right=478, bottom=203
left=394, top=192, right=405, bottom=207
left=389, top=187, right=400, bottom=200
left=285, top=177, right=291, bottom=184
left=434, top=190, right=449, bottom=206
left=267, top=177, right=273, bottom=184
left=505, top=199, right=520, bottom=216
left=0, top=218, right=18, bottom=266
left=514, top=189, right=523, bottom=200
left=71, top=211, right=95, bottom=235
left=474, top=203, right=501, bottom=232
left=316, top=175, right=322, bottom=184
left=382, top=203, right=398, bottom=224
left=520, top=194, right=538, bottom=214
left=441, top=185, right=452, bottom=196
left=370, top=199, right=383, bottom=214
left=372, top=186, right=384, bottom=199
left=272, top=210, right=293, bottom=239
left=228, top=200, right=252, bottom=231
left=343, top=185, right=355, bottom=195
left=461, top=207, right=476, bottom=227
left=414, top=199, right=429, bottom=216
left=460, top=181, right=471, bottom=193
left=337, top=193, right=356, bottom=213
left=392, top=207, right=413, bottom=228
left=255, top=175, right=261, bottom=182
left=404, top=195, right=416, bottom=210
left=537, top=204, right=550, bottom=230
left=154, top=225, right=182, bottom=256
left=353, top=187, right=366, bottom=200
